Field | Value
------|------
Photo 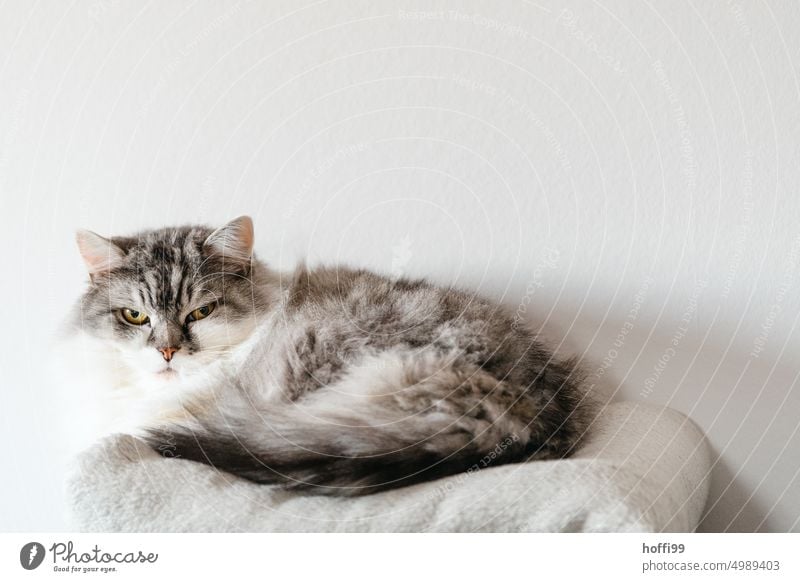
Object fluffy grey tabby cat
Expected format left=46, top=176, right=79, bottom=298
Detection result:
left=62, top=216, right=591, bottom=495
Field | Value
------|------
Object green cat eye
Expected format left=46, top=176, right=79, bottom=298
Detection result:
left=121, top=308, right=149, bottom=325
left=187, top=302, right=215, bottom=322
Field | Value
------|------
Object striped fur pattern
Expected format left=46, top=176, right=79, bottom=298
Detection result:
left=72, top=218, right=274, bottom=379
left=66, top=217, right=592, bottom=495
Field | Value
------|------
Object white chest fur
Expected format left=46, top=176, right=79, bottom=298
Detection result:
left=51, top=331, right=225, bottom=461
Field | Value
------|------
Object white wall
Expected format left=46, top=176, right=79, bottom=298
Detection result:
left=1, top=0, right=799, bottom=532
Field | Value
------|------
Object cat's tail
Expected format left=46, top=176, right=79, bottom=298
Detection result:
left=144, top=350, right=589, bottom=496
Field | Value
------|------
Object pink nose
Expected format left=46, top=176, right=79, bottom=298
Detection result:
left=158, top=346, right=180, bottom=362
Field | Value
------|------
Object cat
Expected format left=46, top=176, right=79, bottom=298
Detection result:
left=57, top=216, right=592, bottom=495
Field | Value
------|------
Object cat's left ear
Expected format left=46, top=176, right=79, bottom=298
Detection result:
left=76, top=230, right=126, bottom=280
left=204, top=216, right=254, bottom=271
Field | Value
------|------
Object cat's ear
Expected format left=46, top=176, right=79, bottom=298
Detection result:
left=76, top=230, right=126, bottom=279
left=204, top=216, right=254, bottom=270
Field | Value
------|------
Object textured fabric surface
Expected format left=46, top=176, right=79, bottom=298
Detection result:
left=68, top=402, right=711, bottom=532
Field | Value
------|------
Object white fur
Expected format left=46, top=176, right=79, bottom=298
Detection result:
left=51, top=317, right=261, bottom=466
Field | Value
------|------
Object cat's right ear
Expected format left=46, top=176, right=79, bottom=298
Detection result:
left=76, top=230, right=125, bottom=280
left=203, top=216, right=254, bottom=272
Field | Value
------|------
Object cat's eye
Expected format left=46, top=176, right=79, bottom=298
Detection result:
left=121, top=308, right=149, bottom=326
left=187, top=302, right=216, bottom=322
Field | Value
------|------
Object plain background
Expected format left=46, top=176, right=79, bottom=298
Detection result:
left=1, top=0, right=798, bottom=532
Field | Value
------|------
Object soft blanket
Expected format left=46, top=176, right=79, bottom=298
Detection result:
left=68, top=401, right=710, bottom=532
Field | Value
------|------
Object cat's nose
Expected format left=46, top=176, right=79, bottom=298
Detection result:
left=158, top=346, right=180, bottom=362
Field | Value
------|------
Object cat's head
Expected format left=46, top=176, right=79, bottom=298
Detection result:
left=74, top=216, right=266, bottom=382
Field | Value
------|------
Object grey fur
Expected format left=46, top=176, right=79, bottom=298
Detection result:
left=73, top=218, right=593, bottom=495
left=72, top=219, right=274, bottom=362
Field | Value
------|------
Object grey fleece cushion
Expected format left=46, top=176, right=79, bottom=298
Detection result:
left=68, top=402, right=711, bottom=532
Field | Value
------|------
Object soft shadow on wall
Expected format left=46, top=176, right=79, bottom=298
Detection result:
left=518, top=292, right=800, bottom=533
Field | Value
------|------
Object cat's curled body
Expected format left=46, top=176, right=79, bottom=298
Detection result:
left=60, top=216, right=591, bottom=495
